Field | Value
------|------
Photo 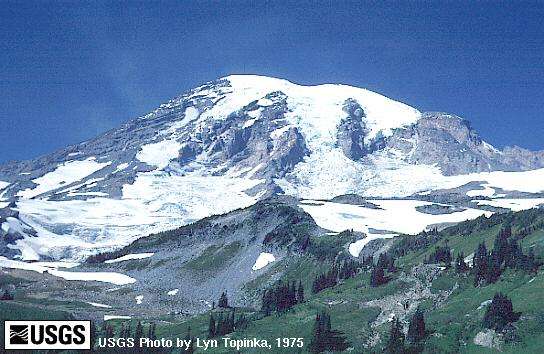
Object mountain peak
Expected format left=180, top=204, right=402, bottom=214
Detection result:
left=1, top=76, right=544, bottom=260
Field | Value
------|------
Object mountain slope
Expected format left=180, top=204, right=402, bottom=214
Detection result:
left=2, top=202, right=543, bottom=353
left=1, top=75, right=544, bottom=260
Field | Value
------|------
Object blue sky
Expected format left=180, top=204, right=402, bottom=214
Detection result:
left=1, top=1, right=543, bottom=163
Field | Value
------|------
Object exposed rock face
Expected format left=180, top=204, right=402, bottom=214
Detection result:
left=337, top=99, right=368, bottom=160
left=0, top=203, right=36, bottom=259
left=387, top=112, right=544, bottom=175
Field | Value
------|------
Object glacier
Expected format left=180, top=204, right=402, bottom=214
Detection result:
left=0, top=75, right=543, bottom=261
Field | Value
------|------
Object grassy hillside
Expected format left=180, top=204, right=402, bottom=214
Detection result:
left=79, top=208, right=544, bottom=353
left=2, top=208, right=544, bottom=353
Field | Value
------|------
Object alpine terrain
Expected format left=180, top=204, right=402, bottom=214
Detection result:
left=1, top=75, right=544, bottom=353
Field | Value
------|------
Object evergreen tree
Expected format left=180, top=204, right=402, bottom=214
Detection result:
left=386, top=317, right=405, bottom=354
left=183, top=326, right=195, bottom=354
left=134, top=321, right=143, bottom=351
left=148, top=322, right=157, bottom=340
left=370, top=264, right=387, bottom=287
left=297, top=280, right=304, bottom=303
left=407, top=309, right=426, bottom=344
left=309, top=311, right=349, bottom=353
left=485, top=250, right=502, bottom=284
left=483, top=293, right=520, bottom=331
left=473, top=242, right=488, bottom=286
left=312, top=266, right=339, bottom=294
left=0, top=289, right=13, bottom=300
left=218, top=291, right=229, bottom=308
left=289, top=281, right=297, bottom=307
left=104, top=323, right=114, bottom=338
left=261, top=289, right=273, bottom=315
left=261, top=280, right=302, bottom=315
left=236, top=313, right=249, bottom=330
left=455, top=252, right=469, bottom=273
left=208, top=314, right=216, bottom=338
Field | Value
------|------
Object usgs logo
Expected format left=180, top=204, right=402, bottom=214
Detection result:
left=4, top=321, right=91, bottom=350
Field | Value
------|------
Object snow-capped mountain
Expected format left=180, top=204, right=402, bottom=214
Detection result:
left=1, top=75, right=544, bottom=261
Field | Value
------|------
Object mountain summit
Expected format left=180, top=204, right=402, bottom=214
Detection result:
left=1, top=75, right=544, bottom=260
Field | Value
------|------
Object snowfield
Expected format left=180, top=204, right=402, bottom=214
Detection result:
left=225, top=75, right=422, bottom=148
left=0, top=257, right=136, bottom=285
left=300, top=200, right=492, bottom=235
left=12, top=172, right=263, bottom=261
left=474, top=198, right=544, bottom=212
left=17, top=157, right=110, bottom=199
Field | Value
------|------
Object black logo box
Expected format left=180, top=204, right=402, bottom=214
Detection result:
left=3, top=320, right=92, bottom=348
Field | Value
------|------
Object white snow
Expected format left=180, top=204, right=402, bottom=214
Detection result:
left=300, top=199, right=492, bottom=235
left=474, top=198, right=544, bottom=212
left=257, top=98, right=273, bottom=106
left=113, top=163, right=130, bottom=173
left=349, top=233, right=397, bottom=257
left=104, top=315, right=131, bottom=321
left=31, top=261, right=79, bottom=269
left=252, top=252, right=276, bottom=270
left=104, top=253, right=154, bottom=264
left=279, top=152, right=544, bottom=200
left=0, top=181, right=9, bottom=190
left=7, top=75, right=544, bottom=262
left=135, top=295, right=143, bottom=304
left=243, top=118, right=258, bottom=128
left=224, top=75, right=421, bottom=148
left=66, top=191, right=109, bottom=197
left=86, top=302, right=112, bottom=308
left=270, top=125, right=292, bottom=139
left=2, top=217, right=30, bottom=235
left=0, top=257, right=136, bottom=285
left=136, top=139, right=182, bottom=169
left=17, top=158, right=110, bottom=199
left=161, top=106, right=200, bottom=136
left=13, top=171, right=263, bottom=261
left=167, top=289, right=179, bottom=296
left=467, top=186, right=495, bottom=197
